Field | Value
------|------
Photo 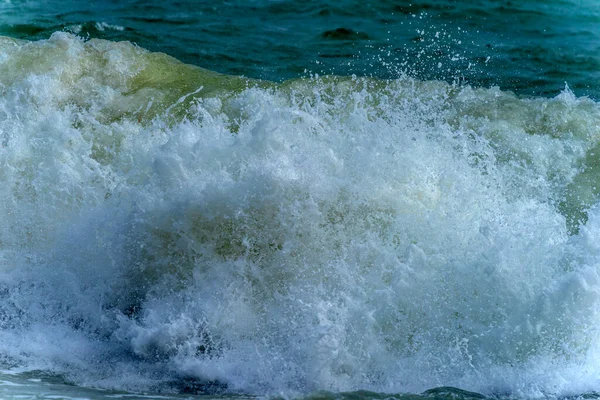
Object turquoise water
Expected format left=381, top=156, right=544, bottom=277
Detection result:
left=3, top=1, right=600, bottom=400
left=2, top=0, right=600, bottom=96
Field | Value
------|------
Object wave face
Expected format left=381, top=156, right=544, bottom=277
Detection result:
left=3, top=33, right=600, bottom=397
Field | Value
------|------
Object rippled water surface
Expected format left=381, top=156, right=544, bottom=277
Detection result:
left=2, top=0, right=600, bottom=96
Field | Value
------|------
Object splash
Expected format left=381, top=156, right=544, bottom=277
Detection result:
left=2, top=33, right=600, bottom=398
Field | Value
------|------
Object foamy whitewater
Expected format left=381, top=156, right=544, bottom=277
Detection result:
left=3, top=32, right=600, bottom=399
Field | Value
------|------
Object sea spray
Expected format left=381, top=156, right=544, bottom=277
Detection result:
left=2, top=33, right=600, bottom=397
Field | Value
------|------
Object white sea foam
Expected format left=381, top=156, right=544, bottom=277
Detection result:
left=2, top=32, right=600, bottom=397
left=95, top=22, right=125, bottom=32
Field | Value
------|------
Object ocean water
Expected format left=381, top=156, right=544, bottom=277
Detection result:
left=2, top=1, right=600, bottom=399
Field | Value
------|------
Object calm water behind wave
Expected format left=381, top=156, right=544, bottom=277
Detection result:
left=2, top=0, right=600, bottom=97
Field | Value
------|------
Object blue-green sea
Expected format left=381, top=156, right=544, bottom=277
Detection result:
left=3, top=1, right=600, bottom=399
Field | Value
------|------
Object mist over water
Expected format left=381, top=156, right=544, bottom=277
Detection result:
left=2, top=2, right=600, bottom=400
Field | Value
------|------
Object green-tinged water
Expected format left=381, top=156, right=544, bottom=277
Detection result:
left=3, top=1, right=600, bottom=400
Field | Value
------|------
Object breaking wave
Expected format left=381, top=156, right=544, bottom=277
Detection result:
left=2, top=32, right=600, bottom=398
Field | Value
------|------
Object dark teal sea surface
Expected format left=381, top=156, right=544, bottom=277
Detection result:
left=2, top=0, right=600, bottom=97
left=4, top=1, right=600, bottom=400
